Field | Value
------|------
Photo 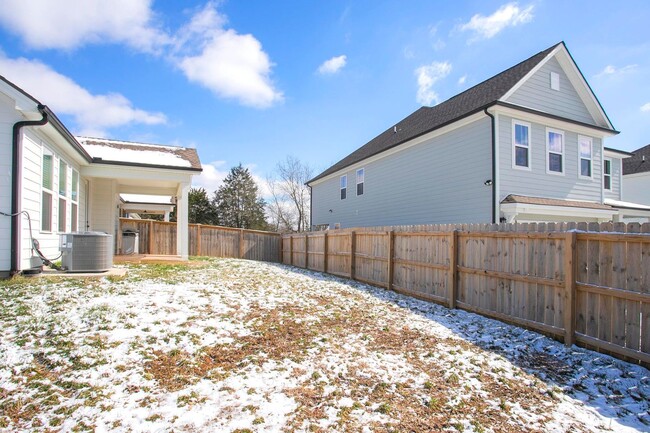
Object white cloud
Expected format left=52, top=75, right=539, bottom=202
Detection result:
left=192, top=161, right=272, bottom=199
left=192, top=160, right=229, bottom=194
left=173, top=4, right=283, bottom=108
left=596, top=64, right=638, bottom=77
left=460, top=3, right=534, bottom=41
left=641, top=103, right=650, bottom=112
left=318, top=55, right=347, bottom=75
left=415, top=61, right=452, bottom=106
left=0, top=0, right=167, bottom=52
left=458, top=74, right=467, bottom=85
left=0, top=1, right=283, bottom=109
left=0, top=54, right=166, bottom=136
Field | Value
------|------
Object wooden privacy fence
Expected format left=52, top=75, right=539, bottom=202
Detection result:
left=119, top=218, right=281, bottom=262
left=282, top=222, right=650, bottom=366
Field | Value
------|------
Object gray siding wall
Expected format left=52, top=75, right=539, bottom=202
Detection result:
left=311, top=117, right=493, bottom=228
left=498, top=115, right=603, bottom=203
left=604, top=157, right=622, bottom=201
left=505, top=57, right=595, bottom=125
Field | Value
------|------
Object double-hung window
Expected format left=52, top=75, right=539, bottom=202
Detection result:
left=603, top=159, right=612, bottom=190
left=41, top=150, right=53, bottom=232
left=58, top=161, right=68, bottom=232
left=71, top=170, right=79, bottom=231
left=546, top=128, right=564, bottom=174
left=578, top=136, right=593, bottom=179
left=340, top=175, right=347, bottom=200
left=512, top=120, right=531, bottom=169
left=356, top=168, right=364, bottom=195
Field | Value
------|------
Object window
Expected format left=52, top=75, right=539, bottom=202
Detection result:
left=59, top=161, right=67, bottom=197
left=71, top=170, right=79, bottom=231
left=340, top=175, right=347, bottom=200
left=604, top=158, right=612, bottom=190
left=512, top=120, right=531, bottom=169
left=546, top=129, right=564, bottom=174
left=550, top=72, right=560, bottom=91
left=356, top=168, right=364, bottom=195
left=58, top=197, right=66, bottom=232
left=578, top=136, right=593, bottom=178
left=41, top=151, right=53, bottom=231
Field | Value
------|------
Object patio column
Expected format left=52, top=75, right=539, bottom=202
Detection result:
left=176, top=182, right=190, bottom=260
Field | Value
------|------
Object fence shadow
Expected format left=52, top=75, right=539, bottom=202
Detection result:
left=269, top=261, right=650, bottom=431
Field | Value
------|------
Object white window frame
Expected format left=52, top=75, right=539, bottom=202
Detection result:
left=58, top=160, right=68, bottom=233
left=340, top=175, right=347, bottom=200
left=546, top=128, right=565, bottom=176
left=578, top=135, right=593, bottom=180
left=512, top=120, right=531, bottom=170
left=603, top=158, right=612, bottom=191
left=41, top=148, right=54, bottom=233
left=71, top=169, right=79, bottom=232
left=550, top=71, right=560, bottom=91
left=356, top=168, right=365, bottom=196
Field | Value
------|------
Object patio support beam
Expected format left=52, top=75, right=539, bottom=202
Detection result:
left=176, top=182, right=190, bottom=260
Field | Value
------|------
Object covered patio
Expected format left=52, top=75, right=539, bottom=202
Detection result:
left=77, top=137, right=202, bottom=260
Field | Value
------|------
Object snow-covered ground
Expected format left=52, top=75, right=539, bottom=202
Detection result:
left=0, top=258, right=648, bottom=432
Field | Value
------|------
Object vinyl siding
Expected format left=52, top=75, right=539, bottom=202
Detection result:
left=498, top=115, right=603, bottom=204
left=624, top=173, right=650, bottom=205
left=0, top=92, right=21, bottom=272
left=311, top=117, right=492, bottom=228
left=604, top=157, right=622, bottom=201
left=89, top=178, right=117, bottom=235
left=19, top=129, right=87, bottom=270
left=505, top=57, right=595, bottom=125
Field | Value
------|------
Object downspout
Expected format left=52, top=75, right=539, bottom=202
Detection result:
left=11, top=105, right=48, bottom=275
left=484, top=108, right=496, bottom=224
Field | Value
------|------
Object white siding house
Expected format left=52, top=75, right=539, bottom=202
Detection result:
left=619, top=144, right=650, bottom=222
left=0, top=76, right=202, bottom=277
left=309, top=42, right=632, bottom=229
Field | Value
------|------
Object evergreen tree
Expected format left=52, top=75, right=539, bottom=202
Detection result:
left=188, top=187, right=218, bottom=225
left=213, top=164, right=268, bottom=230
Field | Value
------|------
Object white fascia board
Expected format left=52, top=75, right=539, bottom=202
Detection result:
left=500, top=202, right=616, bottom=219
left=490, top=105, right=616, bottom=138
left=121, top=203, right=174, bottom=213
left=81, top=163, right=195, bottom=183
left=0, top=81, right=39, bottom=113
left=622, top=171, right=650, bottom=180
left=603, top=149, right=630, bottom=159
left=309, top=111, right=487, bottom=186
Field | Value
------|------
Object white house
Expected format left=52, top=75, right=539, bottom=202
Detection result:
left=0, top=75, right=202, bottom=277
left=619, top=144, right=650, bottom=222
left=308, top=42, right=638, bottom=229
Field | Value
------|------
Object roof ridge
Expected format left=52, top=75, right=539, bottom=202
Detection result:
left=77, top=135, right=187, bottom=150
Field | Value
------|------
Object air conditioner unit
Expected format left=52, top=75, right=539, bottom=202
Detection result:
left=60, top=232, right=114, bottom=272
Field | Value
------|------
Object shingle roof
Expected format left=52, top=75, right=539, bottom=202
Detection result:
left=309, top=42, right=566, bottom=184
left=77, top=137, right=202, bottom=171
left=502, top=194, right=613, bottom=210
left=623, top=144, right=650, bottom=175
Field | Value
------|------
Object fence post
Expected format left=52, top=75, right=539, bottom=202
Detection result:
left=448, top=229, right=458, bottom=309
left=564, top=231, right=577, bottom=347
left=388, top=230, right=394, bottom=291
left=350, top=230, right=356, bottom=279
left=323, top=232, right=328, bottom=273
left=304, top=233, right=309, bottom=269
left=148, top=220, right=154, bottom=254
left=197, top=224, right=202, bottom=256
left=239, top=229, right=244, bottom=259
left=289, top=235, right=293, bottom=266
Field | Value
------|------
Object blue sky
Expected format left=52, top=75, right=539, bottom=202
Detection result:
left=0, top=1, right=649, bottom=193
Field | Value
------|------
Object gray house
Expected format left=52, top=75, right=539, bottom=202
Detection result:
left=308, top=42, right=634, bottom=229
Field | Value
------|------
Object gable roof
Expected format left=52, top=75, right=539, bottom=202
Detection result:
left=308, top=42, right=616, bottom=184
left=77, top=137, right=202, bottom=171
left=623, top=144, right=650, bottom=175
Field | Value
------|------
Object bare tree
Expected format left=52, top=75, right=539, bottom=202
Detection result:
left=267, top=156, right=313, bottom=232
left=266, top=175, right=296, bottom=232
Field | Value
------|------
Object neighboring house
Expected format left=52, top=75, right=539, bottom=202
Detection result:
left=308, top=41, right=635, bottom=229
left=619, top=144, right=650, bottom=221
left=0, top=76, right=202, bottom=276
